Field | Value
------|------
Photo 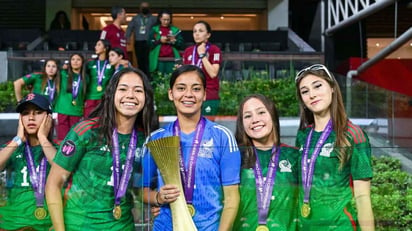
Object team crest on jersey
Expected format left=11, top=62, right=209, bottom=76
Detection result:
left=61, top=140, right=76, bottom=156
left=320, top=143, right=334, bottom=157
left=279, top=159, right=292, bottom=172
left=198, top=138, right=213, bottom=158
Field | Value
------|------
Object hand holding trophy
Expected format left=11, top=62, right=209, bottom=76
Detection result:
left=146, top=136, right=197, bottom=231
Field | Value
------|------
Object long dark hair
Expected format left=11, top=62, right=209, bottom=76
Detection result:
left=40, top=59, right=61, bottom=95
left=66, top=53, right=86, bottom=96
left=96, top=39, right=111, bottom=60
left=235, top=94, right=280, bottom=169
left=89, top=68, right=158, bottom=145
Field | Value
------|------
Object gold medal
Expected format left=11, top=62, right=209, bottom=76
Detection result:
left=187, top=204, right=196, bottom=217
left=34, top=207, right=47, bottom=220
left=113, top=205, right=122, bottom=220
left=72, top=100, right=76, bottom=105
left=301, top=203, right=311, bottom=218
left=97, top=86, right=103, bottom=92
left=256, top=225, right=269, bottom=231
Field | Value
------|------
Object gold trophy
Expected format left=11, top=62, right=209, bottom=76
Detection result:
left=146, top=136, right=197, bottom=231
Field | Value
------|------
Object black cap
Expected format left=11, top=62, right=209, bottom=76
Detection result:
left=16, top=93, right=52, bottom=114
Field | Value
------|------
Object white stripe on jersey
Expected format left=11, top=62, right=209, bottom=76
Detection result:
left=213, top=53, right=220, bottom=62
left=214, top=124, right=239, bottom=153
left=100, top=30, right=107, bottom=40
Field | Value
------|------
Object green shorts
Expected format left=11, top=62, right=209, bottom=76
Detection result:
left=202, top=99, right=220, bottom=116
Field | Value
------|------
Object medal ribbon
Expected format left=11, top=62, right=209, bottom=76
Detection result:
left=173, top=117, right=206, bottom=204
left=112, top=128, right=137, bottom=206
left=254, top=146, right=280, bottom=225
left=46, top=80, right=55, bottom=102
left=72, top=74, right=81, bottom=102
left=191, top=43, right=210, bottom=67
left=97, top=60, right=108, bottom=88
left=301, top=120, right=333, bottom=204
left=24, top=140, right=47, bottom=207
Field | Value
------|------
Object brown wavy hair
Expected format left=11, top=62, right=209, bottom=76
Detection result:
left=295, top=66, right=350, bottom=168
left=235, top=94, right=280, bottom=169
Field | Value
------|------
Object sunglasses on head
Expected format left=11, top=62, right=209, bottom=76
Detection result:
left=295, top=64, right=334, bottom=83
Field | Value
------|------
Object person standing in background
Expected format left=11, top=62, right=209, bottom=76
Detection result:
left=84, top=39, right=114, bottom=118
left=126, top=1, right=157, bottom=79
left=14, top=59, right=60, bottom=106
left=54, top=53, right=86, bottom=141
left=149, top=9, right=184, bottom=77
left=183, top=21, right=222, bottom=116
left=49, top=11, right=71, bottom=30
left=100, top=6, right=128, bottom=60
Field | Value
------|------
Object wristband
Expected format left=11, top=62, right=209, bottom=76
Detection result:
left=12, top=136, right=22, bottom=146
left=198, top=53, right=206, bottom=59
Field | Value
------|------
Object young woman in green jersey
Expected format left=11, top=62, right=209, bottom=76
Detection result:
left=84, top=39, right=114, bottom=117
left=14, top=59, right=61, bottom=105
left=54, top=53, right=86, bottom=141
left=233, top=94, right=299, bottom=231
left=109, top=47, right=127, bottom=74
left=295, top=64, right=374, bottom=230
left=46, top=68, right=158, bottom=231
left=0, top=93, right=57, bottom=230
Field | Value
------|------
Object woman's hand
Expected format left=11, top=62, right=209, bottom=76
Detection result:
left=157, top=184, right=180, bottom=205
left=38, top=114, right=53, bottom=139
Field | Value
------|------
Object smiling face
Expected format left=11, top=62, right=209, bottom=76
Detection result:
left=193, top=23, right=210, bottom=44
left=20, top=104, right=47, bottom=135
left=242, top=97, right=275, bottom=147
left=298, top=74, right=333, bottom=117
left=114, top=72, right=145, bottom=121
left=168, top=71, right=206, bottom=118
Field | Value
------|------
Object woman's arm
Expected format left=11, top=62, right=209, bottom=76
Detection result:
left=13, top=78, right=25, bottom=102
left=354, top=179, right=375, bottom=231
left=45, top=163, right=71, bottom=231
left=197, top=43, right=220, bottom=78
left=218, top=184, right=239, bottom=231
left=0, top=116, right=26, bottom=170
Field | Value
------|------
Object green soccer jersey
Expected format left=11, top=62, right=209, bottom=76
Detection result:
left=22, top=73, right=56, bottom=104
left=53, top=119, right=144, bottom=231
left=234, top=145, right=299, bottom=231
left=295, top=121, right=373, bottom=231
left=54, top=70, right=85, bottom=116
left=85, top=60, right=114, bottom=100
left=0, top=143, right=55, bottom=230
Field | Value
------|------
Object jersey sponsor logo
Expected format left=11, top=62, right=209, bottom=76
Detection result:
left=198, top=138, right=213, bottom=158
left=319, top=142, right=334, bottom=157
left=61, top=140, right=76, bottom=156
left=279, top=159, right=292, bottom=172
